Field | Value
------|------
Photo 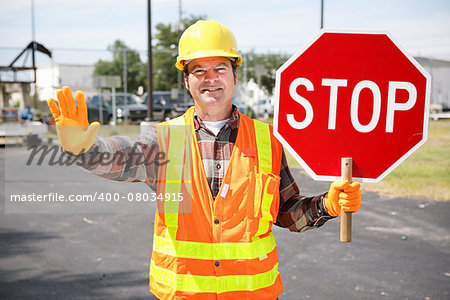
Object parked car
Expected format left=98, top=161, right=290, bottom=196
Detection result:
left=254, top=98, right=274, bottom=118
left=87, top=93, right=148, bottom=124
left=140, top=91, right=193, bottom=121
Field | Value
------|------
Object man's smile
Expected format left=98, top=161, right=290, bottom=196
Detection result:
left=201, top=87, right=223, bottom=93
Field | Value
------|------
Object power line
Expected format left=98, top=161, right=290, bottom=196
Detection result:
left=0, top=46, right=109, bottom=52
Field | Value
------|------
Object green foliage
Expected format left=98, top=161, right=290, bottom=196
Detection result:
left=152, top=15, right=205, bottom=91
left=152, top=15, right=289, bottom=94
left=239, top=51, right=290, bottom=95
left=95, top=17, right=291, bottom=96
left=94, top=40, right=146, bottom=94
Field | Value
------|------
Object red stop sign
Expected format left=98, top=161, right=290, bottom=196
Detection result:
left=274, top=30, right=431, bottom=182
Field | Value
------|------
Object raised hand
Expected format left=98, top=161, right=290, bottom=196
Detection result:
left=47, top=86, right=100, bottom=155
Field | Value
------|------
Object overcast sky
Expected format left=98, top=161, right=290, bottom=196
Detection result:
left=1, top=0, right=450, bottom=66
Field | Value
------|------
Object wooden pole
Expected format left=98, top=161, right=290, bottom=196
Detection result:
left=340, top=157, right=352, bottom=242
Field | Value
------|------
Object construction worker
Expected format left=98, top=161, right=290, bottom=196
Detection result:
left=47, top=20, right=361, bottom=300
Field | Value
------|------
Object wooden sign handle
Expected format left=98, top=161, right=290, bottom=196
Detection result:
left=340, top=157, right=353, bottom=243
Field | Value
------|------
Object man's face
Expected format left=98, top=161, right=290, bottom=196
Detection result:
left=184, top=57, right=237, bottom=113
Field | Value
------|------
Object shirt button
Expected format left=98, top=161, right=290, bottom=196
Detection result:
left=214, top=219, right=220, bottom=224
left=215, top=261, right=220, bottom=267
left=216, top=164, right=221, bottom=169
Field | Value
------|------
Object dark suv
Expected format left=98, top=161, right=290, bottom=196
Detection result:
left=87, top=93, right=148, bottom=124
left=140, top=91, right=193, bottom=121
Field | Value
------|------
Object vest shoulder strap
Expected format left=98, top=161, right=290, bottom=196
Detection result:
left=253, top=119, right=273, bottom=174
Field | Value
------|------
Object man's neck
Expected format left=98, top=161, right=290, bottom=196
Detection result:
left=194, top=103, right=233, bottom=121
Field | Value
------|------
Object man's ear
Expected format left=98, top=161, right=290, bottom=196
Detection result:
left=234, top=69, right=238, bottom=86
left=184, top=73, right=190, bottom=90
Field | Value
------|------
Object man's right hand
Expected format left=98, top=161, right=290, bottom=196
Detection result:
left=47, top=86, right=100, bottom=155
left=324, top=180, right=361, bottom=217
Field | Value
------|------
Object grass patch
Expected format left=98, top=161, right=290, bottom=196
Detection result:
left=362, top=119, right=450, bottom=201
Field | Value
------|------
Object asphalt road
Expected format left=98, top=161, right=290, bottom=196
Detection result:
left=1, top=145, right=449, bottom=300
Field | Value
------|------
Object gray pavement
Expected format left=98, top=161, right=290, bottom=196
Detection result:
left=1, top=145, right=449, bottom=299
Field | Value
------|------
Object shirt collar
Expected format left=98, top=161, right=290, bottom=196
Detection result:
left=193, top=105, right=240, bottom=131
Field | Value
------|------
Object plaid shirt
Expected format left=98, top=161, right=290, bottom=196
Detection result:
left=80, top=106, right=332, bottom=232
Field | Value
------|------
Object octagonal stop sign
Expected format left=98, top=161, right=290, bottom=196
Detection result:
left=274, top=30, right=431, bottom=183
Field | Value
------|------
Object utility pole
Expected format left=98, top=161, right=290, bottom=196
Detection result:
left=147, top=0, right=153, bottom=119
left=320, top=0, right=324, bottom=29
left=31, top=0, right=35, bottom=42
left=243, top=53, right=247, bottom=85
left=31, top=0, right=37, bottom=108
left=177, top=0, right=183, bottom=98
left=123, top=49, right=127, bottom=95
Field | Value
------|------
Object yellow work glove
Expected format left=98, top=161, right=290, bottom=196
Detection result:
left=47, top=86, right=100, bottom=155
left=324, top=180, right=361, bottom=217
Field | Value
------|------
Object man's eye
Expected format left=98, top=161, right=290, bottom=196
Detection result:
left=216, top=68, right=227, bottom=73
left=193, top=70, right=205, bottom=75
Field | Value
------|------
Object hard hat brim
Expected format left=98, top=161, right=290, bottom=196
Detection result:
left=176, top=50, right=242, bottom=70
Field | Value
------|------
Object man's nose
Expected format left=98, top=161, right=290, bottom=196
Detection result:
left=204, top=69, right=218, bottom=82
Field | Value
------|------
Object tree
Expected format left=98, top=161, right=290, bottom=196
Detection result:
left=152, top=16, right=287, bottom=94
left=95, top=17, right=289, bottom=96
left=238, top=51, right=290, bottom=95
left=94, top=40, right=146, bottom=94
left=152, top=15, right=206, bottom=91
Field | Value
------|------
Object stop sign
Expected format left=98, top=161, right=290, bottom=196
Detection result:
left=274, top=30, right=431, bottom=182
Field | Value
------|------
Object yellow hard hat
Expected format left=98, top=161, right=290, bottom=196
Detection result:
left=175, top=20, right=243, bottom=70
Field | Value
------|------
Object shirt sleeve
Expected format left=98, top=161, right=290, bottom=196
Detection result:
left=69, top=126, right=161, bottom=190
left=275, top=150, right=335, bottom=232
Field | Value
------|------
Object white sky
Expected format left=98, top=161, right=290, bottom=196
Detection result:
left=1, top=0, right=450, bottom=66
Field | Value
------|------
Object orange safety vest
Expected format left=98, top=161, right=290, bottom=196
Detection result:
left=150, top=107, right=284, bottom=300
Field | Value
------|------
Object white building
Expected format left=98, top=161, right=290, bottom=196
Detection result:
left=415, top=57, right=450, bottom=111
left=36, top=64, right=96, bottom=101
left=235, top=78, right=270, bottom=106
